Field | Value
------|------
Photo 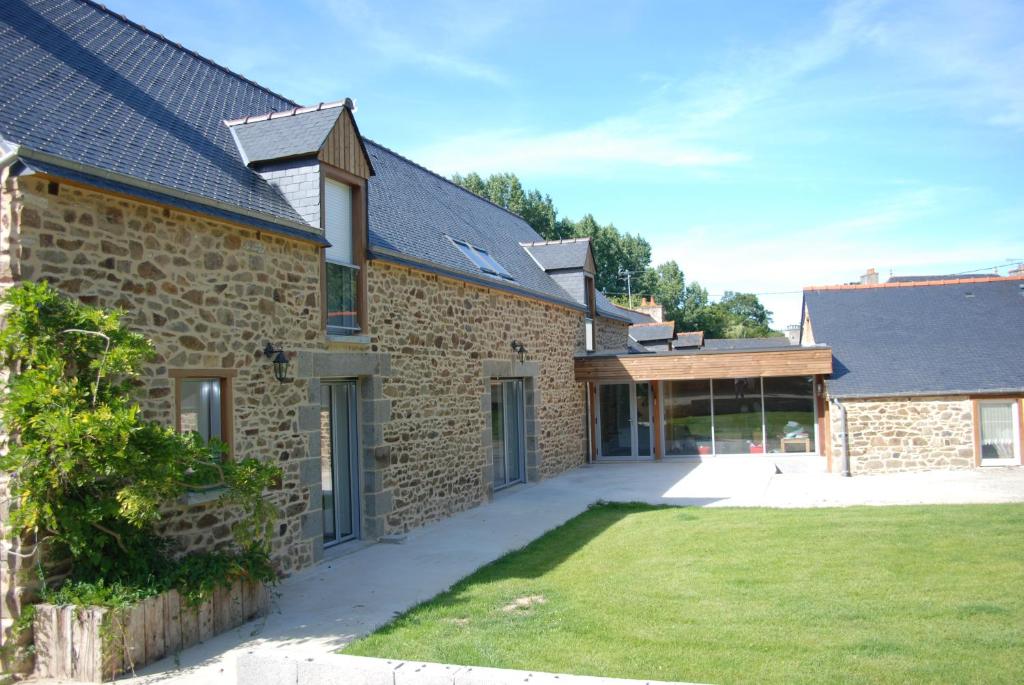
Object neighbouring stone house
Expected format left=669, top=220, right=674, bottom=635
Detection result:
left=802, top=275, right=1024, bottom=474
left=0, top=0, right=631, bottom=662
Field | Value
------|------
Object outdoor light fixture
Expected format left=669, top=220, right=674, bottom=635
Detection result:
left=511, top=340, right=527, bottom=363
left=262, top=342, right=292, bottom=383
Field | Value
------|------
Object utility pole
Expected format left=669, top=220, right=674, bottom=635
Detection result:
left=618, top=268, right=633, bottom=309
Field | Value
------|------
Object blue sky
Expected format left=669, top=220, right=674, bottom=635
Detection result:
left=106, top=0, right=1024, bottom=328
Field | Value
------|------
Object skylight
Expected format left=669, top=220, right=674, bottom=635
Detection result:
left=451, top=238, right=514, bottom=281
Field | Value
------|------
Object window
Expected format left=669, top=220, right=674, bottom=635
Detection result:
left=451, top=238, right=514, bottom=280
left=584, top=276, right=596, bottom=352
left=324, top=177, right=360, bottom=335
left=173, top=370, right=234, bottom=452
left=977, top=399, right=1021, bottom=466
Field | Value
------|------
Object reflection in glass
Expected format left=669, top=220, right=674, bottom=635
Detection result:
left=599, top=384, right=632, bottom=458
left=663, top=380, right=713, bottom=456
left=763, top=376, right=816, bottom=453
left=712, top=378, right=764, bottom=455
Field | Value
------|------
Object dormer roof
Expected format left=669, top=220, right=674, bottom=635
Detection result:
left=227, top=100, right=373, bottom=177
left=521, top=238, right=595, bottom=274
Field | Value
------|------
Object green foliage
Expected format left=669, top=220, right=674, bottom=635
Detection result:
left=452, top=171, right=779, bottom=337
left=0, top=281, right=281, bottom=589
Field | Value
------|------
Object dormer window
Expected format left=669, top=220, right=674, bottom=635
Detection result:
left=451, top=238, right=514, bottom=281
left=324, top=175, right=363, bottom=335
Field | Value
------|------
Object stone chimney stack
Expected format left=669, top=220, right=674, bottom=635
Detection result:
left=635, top=297, right=664, bottom=322
left=860, top=267, right=879, bottom=285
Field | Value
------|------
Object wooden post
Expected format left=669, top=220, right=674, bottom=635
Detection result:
left=652, top=381, right=663, bottom=460
left=180, top=603, right=200, bottom=649
left=164, top=589, right=182, bottom=655
left=228, top=580, right=244, bottom=628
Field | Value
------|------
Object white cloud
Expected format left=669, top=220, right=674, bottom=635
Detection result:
left=316, top=0, right=511, bottom=85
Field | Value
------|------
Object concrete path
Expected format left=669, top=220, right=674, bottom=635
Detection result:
left=64, top=460, right=1024, bottom=684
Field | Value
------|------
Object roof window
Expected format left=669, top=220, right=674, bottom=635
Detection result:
left=450, top=238, right=514, bottom=281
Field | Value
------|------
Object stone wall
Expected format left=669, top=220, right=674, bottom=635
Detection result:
left=829, top=396, right=976, bottom=474
left=595, top=316, right=629, bottom=352
left=0, top=175, right=327, bottom=577
left=365, top=261, right=587, bottom=534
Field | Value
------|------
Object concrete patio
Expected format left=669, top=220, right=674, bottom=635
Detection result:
left=105, top=459, right=1024, bottom=685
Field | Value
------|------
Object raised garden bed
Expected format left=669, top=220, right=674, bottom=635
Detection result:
left=32, top=578, right=268, bottom=682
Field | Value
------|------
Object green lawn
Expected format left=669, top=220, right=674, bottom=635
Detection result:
left=344, top=503, right=1024, bottom=684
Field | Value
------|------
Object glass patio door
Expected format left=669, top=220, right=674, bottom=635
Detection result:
left=491, top=379, right=526, bottom=490
left=321, top=381, right=360, bottom=546
left=978, top=400, right=1020, bottom=466
left=597, top=383, right=653, bottom=460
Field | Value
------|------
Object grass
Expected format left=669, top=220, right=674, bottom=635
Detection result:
left=344, top=503, right=1024, bottom=684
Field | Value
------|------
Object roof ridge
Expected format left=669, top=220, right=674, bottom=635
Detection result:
left=84, top=0, right=299, bottom=109
left=224, top=99, right=351, bottom=127
left=804, top=274, right=1024, bottom=292
left=362, top=138, right=539, bottom=231
left=519, top=237, right=591, bottom=247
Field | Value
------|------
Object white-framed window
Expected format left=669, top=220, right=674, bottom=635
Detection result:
left=977, top=399, right=1021, bottom=466
left=324, top=177, right=359, bottom=335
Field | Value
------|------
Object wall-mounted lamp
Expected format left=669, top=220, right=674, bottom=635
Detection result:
left=262, top=342, right=293, bottom=383
left=510, top=340, right=527, bottom=363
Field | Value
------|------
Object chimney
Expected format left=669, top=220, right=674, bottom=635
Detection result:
left=635, top=298, right=664, bottom=322
left=860, top=267, right=879, bottom=285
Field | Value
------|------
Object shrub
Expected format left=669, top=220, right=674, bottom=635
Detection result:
left=0, top=281, right=280, bottom=590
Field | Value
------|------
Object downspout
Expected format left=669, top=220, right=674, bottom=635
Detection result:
left=830, top=398, right=851, bottom=477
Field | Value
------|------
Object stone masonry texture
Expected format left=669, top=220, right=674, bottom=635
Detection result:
left=829, top=396, right=976, bottom=474
left=0, top=171, right=608, bottom=656
left=365, top=261, right=595, bottom=534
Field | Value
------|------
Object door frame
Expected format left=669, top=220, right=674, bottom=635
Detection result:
left=974, top=397, right=1022, bottom=467
left=491, top=377, right=527, bottom=491
left=595, top=381, right=654, bottom=461
left=322, top=379, right=361, bottom=547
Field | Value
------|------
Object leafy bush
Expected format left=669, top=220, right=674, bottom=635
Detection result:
left=0, top=281, right=281, bottom=590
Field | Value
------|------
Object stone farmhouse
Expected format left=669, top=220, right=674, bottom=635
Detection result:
left=802, top=275, right=1024, bottom=474
left=0, top=0, right=1020, bottom=662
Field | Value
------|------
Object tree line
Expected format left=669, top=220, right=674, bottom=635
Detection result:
left=452, top=172, right=779, bottom=338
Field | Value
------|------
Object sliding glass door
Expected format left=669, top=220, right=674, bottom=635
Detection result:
left=491, top=379, right=526, bottom=489
left=597, top=383, right=653, bottom=460
left=662, top=376, right=818, bottom=457
left=321, top=381, right=359, bottom=546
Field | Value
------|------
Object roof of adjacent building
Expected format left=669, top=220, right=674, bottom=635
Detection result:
left=673, top=331, right=705, bottom=348
left=521, top=238, right=593, bottom=272
left=804, top=277, right=1024, bottom=398
left=702, top=337, right=792, bottom=351
left=0, top=0, right=633, bottom=318
left=629, top=321, right=675, bottom=343
left=0, top=0, right=306, bottom=225
left=611, top=303, right=656, bottom=325
left=887, top=274, right=997, bottom=283
left=228, top=104, right=346, bottom=166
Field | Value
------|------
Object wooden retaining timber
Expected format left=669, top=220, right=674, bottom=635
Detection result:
left=32, top=579, right=268, bottom=682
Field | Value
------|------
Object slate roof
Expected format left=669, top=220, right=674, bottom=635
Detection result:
left=365, top=140, right=596, bottom=312
left=0, top=0, right=633, bottom=318
left=888, top=274, right=996, bottom=283
left=522, top=239, right=592, bottom=271
left=629, top=322, right=675, bottom=343
left=594, top=291, right=633, bottom=322
left=0, top=0, right=308, bottom=226
left=674, top=331, right=705, bottom=348
left=702, top=337, right=792, bottom=351
left=804, top=278, right=1024, bottom=398
left=610, top=303, right=656, bottom=325
left=229, top=106, right=343, bottom=166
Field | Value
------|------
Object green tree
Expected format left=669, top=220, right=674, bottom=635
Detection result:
left=452, top=171, right=559, bottom=239
left=717, top=291, right=778, bottom=337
